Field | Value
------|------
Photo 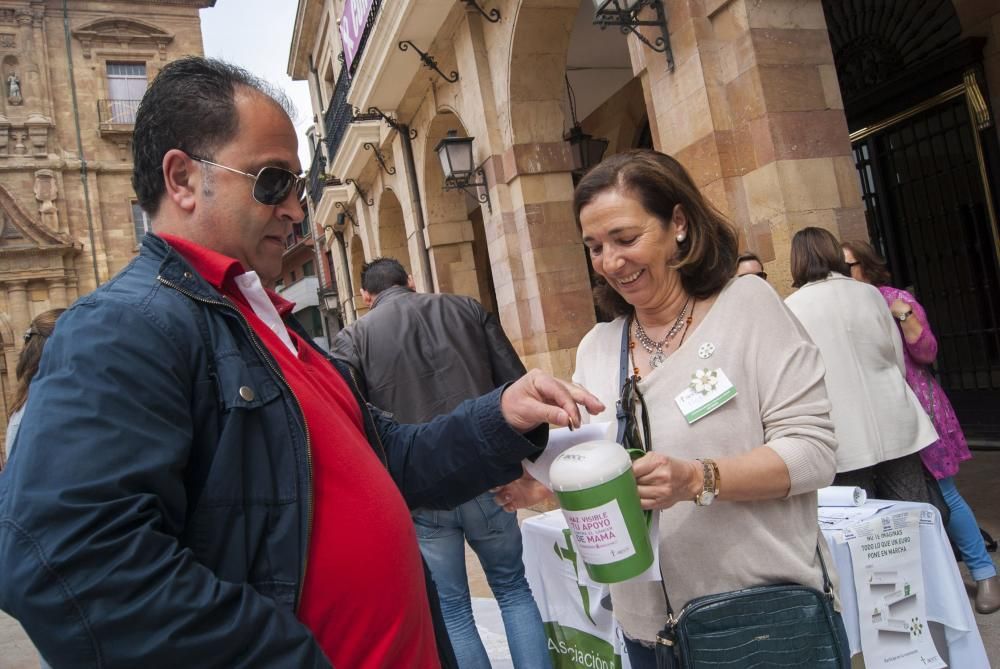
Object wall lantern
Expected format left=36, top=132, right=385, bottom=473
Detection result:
left=434, top=130, right=492, bottom=213
left=592, top=0, right=674, bottom=70
left=320, top=288, right=340, bottom=312
left=564, top=75, right=609, bottom=175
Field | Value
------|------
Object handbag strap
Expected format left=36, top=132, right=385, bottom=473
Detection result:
left=615, top=315, right=632, bottom=445
left=615, top=316, right=680, bottom=618
left=816, top=542, right=834, bottom=596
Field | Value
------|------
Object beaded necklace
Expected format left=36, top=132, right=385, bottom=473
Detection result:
left=633, top=297, right=693, bottom=368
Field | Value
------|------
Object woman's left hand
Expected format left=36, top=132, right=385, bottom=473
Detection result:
left=632, top=452, right=701, bottom=510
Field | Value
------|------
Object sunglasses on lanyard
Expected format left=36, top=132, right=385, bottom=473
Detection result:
left=618, top=373, right=652, bottom=456
left=188, top=155, right=306, bottom=206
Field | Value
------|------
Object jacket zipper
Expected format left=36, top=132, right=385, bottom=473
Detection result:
left=156, top=275, right=315, bottom=612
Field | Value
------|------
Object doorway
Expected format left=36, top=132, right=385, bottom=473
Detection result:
left=851, top=88, right=1000, bottom=437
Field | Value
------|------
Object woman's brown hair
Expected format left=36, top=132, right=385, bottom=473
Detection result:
left=573, top=149, right=739, bottom=318
left=790, top=227, right=851, bottom=288
left=8, top=308, right=65, bottom=419
left=841, top=239, right=891, bottom=286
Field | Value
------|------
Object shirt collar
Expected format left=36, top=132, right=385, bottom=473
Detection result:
left=159, top=233, right=295, bottom=317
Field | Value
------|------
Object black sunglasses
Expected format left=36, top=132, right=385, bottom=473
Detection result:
left=754, top=271, right=768, bottom=280
left=189, top=155, right=305, bottom=206
left=618, top=374, right=652, bottom=455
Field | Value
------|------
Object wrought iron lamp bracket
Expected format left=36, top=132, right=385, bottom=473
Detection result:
left=398, top=40, right=459, bottom=83
left=443, top=167, right=492, bottom=214
left=362, top=141, right=396, bottom=175
left=345, top=178, right=374, bottom=207
left=362, top=106, right=418, bottom=139
left=334, top=202, right=359, bottom=227
left=594, top=0, right=674, bottom=70
left=462, top=0, right=501, bottom=23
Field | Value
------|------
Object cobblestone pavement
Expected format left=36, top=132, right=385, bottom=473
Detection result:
left=2, top=463, right=997, bottom=667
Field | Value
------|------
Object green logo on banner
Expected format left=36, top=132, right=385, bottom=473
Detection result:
left=545, top=621, right=622, bottom=669
left=554, top=528, right=596, bottom=625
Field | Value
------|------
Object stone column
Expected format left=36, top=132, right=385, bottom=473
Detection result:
left=6, top=281, right=29, bottom=347
left=48, top=277, right=67, bottom=307
left=493, top=145, right=596, bottom=378
left=638, top=0, right=865, bottom=293
left=424, top=218, right=482, bottom=301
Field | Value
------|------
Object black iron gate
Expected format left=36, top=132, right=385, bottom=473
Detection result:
left=852, top=91, right=1000, bottom=437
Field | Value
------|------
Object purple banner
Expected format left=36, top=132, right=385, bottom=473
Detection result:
left=339, top=0, right=375, bottom=72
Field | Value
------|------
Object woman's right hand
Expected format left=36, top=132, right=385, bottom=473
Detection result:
left=632, top=452, right=702, bottom=510
left=492, top=470, right=555, bottom=512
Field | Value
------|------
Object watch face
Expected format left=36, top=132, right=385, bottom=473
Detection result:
left=699, top=490, right=715, bottom=506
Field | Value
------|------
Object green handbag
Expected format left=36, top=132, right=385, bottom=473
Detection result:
left=653, top=548, right=849, bottom=669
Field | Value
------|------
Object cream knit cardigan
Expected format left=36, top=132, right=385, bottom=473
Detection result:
left=572, top=277, right=839, bottom=643
left=784, top=273, right=937, bottom=472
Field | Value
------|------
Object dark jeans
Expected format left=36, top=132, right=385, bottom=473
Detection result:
left=622, top=610, right=852, bottom=668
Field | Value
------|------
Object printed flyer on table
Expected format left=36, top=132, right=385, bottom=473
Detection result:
left=844, top=509, right=945, bottom=668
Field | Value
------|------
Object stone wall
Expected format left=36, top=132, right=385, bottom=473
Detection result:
left=0, top=1, right=209, bottom=458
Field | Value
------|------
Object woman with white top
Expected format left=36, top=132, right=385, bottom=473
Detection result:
left=784, top=228, right=938, bottom=502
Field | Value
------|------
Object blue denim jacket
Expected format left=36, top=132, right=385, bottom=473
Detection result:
left=0, top=234, right=543, bottom=667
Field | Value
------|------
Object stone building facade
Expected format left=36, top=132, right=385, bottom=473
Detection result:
left=289, top=0, right=1000, bottom=434
left=0, top=0, right=212, bottom=456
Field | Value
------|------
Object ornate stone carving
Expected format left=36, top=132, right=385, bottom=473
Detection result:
left=0, top=34, right=14, bottom=49
left=33, top=170, right=58, bottom=232
left=72, top=17, right=174, bottom=60
left=25, top=113, right=52, bottom=157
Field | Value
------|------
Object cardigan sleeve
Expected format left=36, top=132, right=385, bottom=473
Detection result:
left=753, top=291, right=838, bottom=497
left=898, top=290, right=938, bottom=366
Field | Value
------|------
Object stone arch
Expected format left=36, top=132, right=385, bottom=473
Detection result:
left=822, top=0, right=961, bottom=106
left=505, top=1, right=577, bottom=146
left=348, top=230, right=367, bottom=319
left=376, top=189, right=411, bottom=274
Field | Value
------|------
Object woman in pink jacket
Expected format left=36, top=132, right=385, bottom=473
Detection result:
left=842, top=240, right=998, bottom=614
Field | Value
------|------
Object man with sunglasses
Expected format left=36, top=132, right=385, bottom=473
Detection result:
left=0, top=57, right=601, bottom=668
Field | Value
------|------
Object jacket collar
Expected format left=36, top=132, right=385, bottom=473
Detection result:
left=800, top=271, right=849, bottom=289
left=143, top=232, right=231, bottom=304
left=370, top=284, right=415, bottom=310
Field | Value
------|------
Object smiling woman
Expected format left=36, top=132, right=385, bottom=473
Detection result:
left=498, top=149, right=849, bottom=668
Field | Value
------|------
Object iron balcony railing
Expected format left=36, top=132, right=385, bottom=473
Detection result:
left=308, top=149, right=328, bottom=207
left=97, top=99, right=141, bottom=127
left=322, top=70, right=381, bottom=178
left=348, top=0, right=383, bottom=78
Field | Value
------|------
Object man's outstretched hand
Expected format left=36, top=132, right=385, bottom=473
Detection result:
left=500, top=369, right=604, bottom=433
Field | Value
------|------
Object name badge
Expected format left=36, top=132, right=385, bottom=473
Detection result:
left=674, top=368, right=737, bottom=424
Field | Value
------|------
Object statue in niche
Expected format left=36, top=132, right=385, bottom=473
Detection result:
left=6, top=71, right=21, bottom=105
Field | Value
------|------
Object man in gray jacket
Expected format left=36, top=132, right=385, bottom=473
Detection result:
left=333, top=257, right=552, bottom=669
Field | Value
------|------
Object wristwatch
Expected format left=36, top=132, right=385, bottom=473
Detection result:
left=895, top=309, right=913, bottom=322
left=694, top=458, right=721, bottom=506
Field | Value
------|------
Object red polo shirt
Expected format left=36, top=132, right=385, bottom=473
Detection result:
left=161, top=235, right=439, bottom=668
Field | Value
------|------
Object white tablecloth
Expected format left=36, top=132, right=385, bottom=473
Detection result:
left=822, top=501, right=989, bottom=667
left=523, top=502, right=989, bottom=668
